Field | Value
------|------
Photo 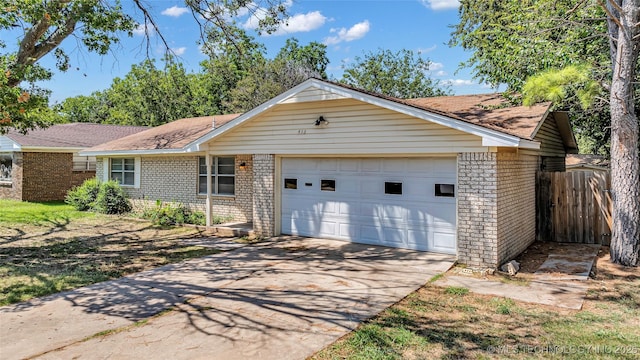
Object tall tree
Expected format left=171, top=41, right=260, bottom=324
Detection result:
left=453, top=0, right=639, bottom=266
left=1, top=0, right=289, bottom=133
left=340, top=49, right=449, bottom=99
left=604, top=0, right=639, bottom=266
left=275, top=38, right=329, bottom=79
left=450, top=0, right=626, bottom=154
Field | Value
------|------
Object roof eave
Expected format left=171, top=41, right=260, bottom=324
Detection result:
left=80, top=148, right=202, bottom=157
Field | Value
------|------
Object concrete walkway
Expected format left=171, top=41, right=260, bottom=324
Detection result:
left=435, top=244, right=600, bottom=310
left=0, top=237, right=454, bottom=360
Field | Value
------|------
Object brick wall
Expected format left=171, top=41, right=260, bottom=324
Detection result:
left=71, top=171, right=96, bottom=189
left=0, top=152, right=23, bottom=200
left=457, top=152, right=499, bottom=267
left=457, top=151, right=540, bottom=269
left=496, top=152, right=539, bottom=264
left=252, top=154, right=275, bottom=236
left=114, top=155, right=252, bottom=222
left=22, top=152, right=74, bottom=201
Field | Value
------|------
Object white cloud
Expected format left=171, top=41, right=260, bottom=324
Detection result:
left=171, top=47, right=187, bottom=56
left=271, top=11, right=327, bottom=35
left=242, top=0, right=294, bottom=30
left=420, top=0, right=460, bottom=10
left=133, top=23, right=154, bottom=36
left=161, top=5, right=189, bottom=17
left=324, top=20, right=370, bottom=45
left=417, top=45, right=437, bottom=54
left=443, top=79, right=476, bottom=86
left=436, top=70, right=448, bottom=76
left=428, top=62, right=444, bottom=71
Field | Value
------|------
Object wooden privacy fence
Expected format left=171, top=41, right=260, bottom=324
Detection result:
left=536, top=171, right=612, bottom=245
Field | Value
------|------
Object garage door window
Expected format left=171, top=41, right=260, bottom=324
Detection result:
left=385, top=182, right=402, bottom=195
left=321, top=179, right=335, bottom=191
left=435, top=184, right=455, bottom=197
left=284, top=178, right=297, bottom=189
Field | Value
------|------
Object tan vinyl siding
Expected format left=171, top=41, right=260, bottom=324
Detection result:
left=534, top=114, right=566, bottom=157
left=209, top=99, right=486, bottom=155
left=281, top=86, right=348, bottom=104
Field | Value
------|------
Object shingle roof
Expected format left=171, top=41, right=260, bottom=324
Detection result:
left=404, top=94, right=550, bottom=140
left=5, top=123, right=148, bottom=148
left=566, top=154, right=610, bottom=168
left=321, top=79, right=551, bottom=140
left=86, top=114, right=240, bottom=152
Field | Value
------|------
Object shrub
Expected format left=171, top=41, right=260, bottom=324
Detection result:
left=93, top=180, right=132, bottom=214
left=65, top=178, right=101, bottom=211
left=140, top=201, right=207, bottom=226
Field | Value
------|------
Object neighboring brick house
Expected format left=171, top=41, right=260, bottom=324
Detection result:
left=0, top=123, right=147, bottom=201
left=83, top=79, right=578, bottom=269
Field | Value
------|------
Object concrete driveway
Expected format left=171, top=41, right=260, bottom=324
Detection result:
left=0, top=237, right=454, bottom=360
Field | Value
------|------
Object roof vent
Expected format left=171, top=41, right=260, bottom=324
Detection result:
left=212, top=117, right=215, bottom=129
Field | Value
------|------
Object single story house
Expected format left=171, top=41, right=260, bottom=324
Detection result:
left=566, top=154, right=609, bottom=172
left=82, top=79, right=578, bottom=268
left=0, top=123, right=147, bottom=201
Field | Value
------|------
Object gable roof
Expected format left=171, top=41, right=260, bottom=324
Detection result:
left=85, top=114, right=239, bottom=153
left=1, top=123, right=147, bottom=151
left=83, top=78, right=566, bottom=156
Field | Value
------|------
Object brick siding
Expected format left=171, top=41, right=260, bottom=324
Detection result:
left=0, top=152, right=23, bottom=200
left=457, top=152, right=499, bottom=267
left=457, top=152, right=539, bottom=268
left=252, top=154, right=275, bottom=236
left=496, top=152, right=539, bottom=264
left=110, top=156, right=252, bottom=222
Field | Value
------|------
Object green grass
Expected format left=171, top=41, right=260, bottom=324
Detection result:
left=444, top=286, right=469, bottom=296
left=0, top=199, right=96, bottom=225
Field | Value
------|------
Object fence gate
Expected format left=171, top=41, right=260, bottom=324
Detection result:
left=536, top=171, right=612, bottom=245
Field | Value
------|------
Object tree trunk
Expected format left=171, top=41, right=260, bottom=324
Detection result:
left=608, top=0, right=640, bottom=266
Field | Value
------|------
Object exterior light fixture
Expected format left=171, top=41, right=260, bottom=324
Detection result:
left=239, top=162, right=247, bottom=170
left=314, top=116, right=329, bottom=127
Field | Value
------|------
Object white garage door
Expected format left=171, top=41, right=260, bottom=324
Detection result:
left=281, top=158, right=457, bottom=254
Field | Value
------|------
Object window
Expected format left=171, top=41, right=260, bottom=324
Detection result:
left=321, top=179, right=336, bottom=191
left=385, top=182, right=403, bottom=195
left=284, top=178, right=297, bottom=189
left=199, top=156, right=235, bottom=196
left=435, top=184, right=455, bottom=197
left=0, top=154, right=11, bottom=182
left=110, top=158, right=135, bottom=186
left=73, top=154, right=96, bottom=171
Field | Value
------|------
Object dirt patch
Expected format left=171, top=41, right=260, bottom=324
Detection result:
left=0, top=216, right=222, bottom=305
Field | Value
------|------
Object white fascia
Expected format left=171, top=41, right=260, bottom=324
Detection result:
left=79, top=148, right=197, bottom=157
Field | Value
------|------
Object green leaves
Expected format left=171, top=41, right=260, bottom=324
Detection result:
left=340, top=49, right=449, bottom=99
left=523, top=65, right=601, bottom=110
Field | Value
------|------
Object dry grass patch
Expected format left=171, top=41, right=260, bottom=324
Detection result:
left=0, top=213, right=223, bottom=306
left=313, top=246, right=639, bottom=360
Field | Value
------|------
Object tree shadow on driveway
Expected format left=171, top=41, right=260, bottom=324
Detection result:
left=1, top=236, right=454, bottom=359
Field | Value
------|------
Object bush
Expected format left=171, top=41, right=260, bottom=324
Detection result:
left=65, top=178, right=100, bottom=211
left=94, top=180, right=132, bottom=214
left=140, top=201, right=206, bottom=226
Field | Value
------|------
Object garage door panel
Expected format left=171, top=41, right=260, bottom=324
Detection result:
left=281, top=158, right=456, bottom=254
left=433, top=232, right=456, bottom=252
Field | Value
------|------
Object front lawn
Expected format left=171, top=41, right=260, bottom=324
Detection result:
left=0, top=200, right=221, bottom=306
left=312, top=249, right=640, bottom=360
left=0, top=199, right=95, bottom=225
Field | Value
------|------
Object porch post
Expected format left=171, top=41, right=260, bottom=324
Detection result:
left=205, top=154, right=212, bottom=227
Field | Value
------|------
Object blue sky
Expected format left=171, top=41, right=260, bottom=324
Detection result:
left=26, top=0, right=497, bottom=103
